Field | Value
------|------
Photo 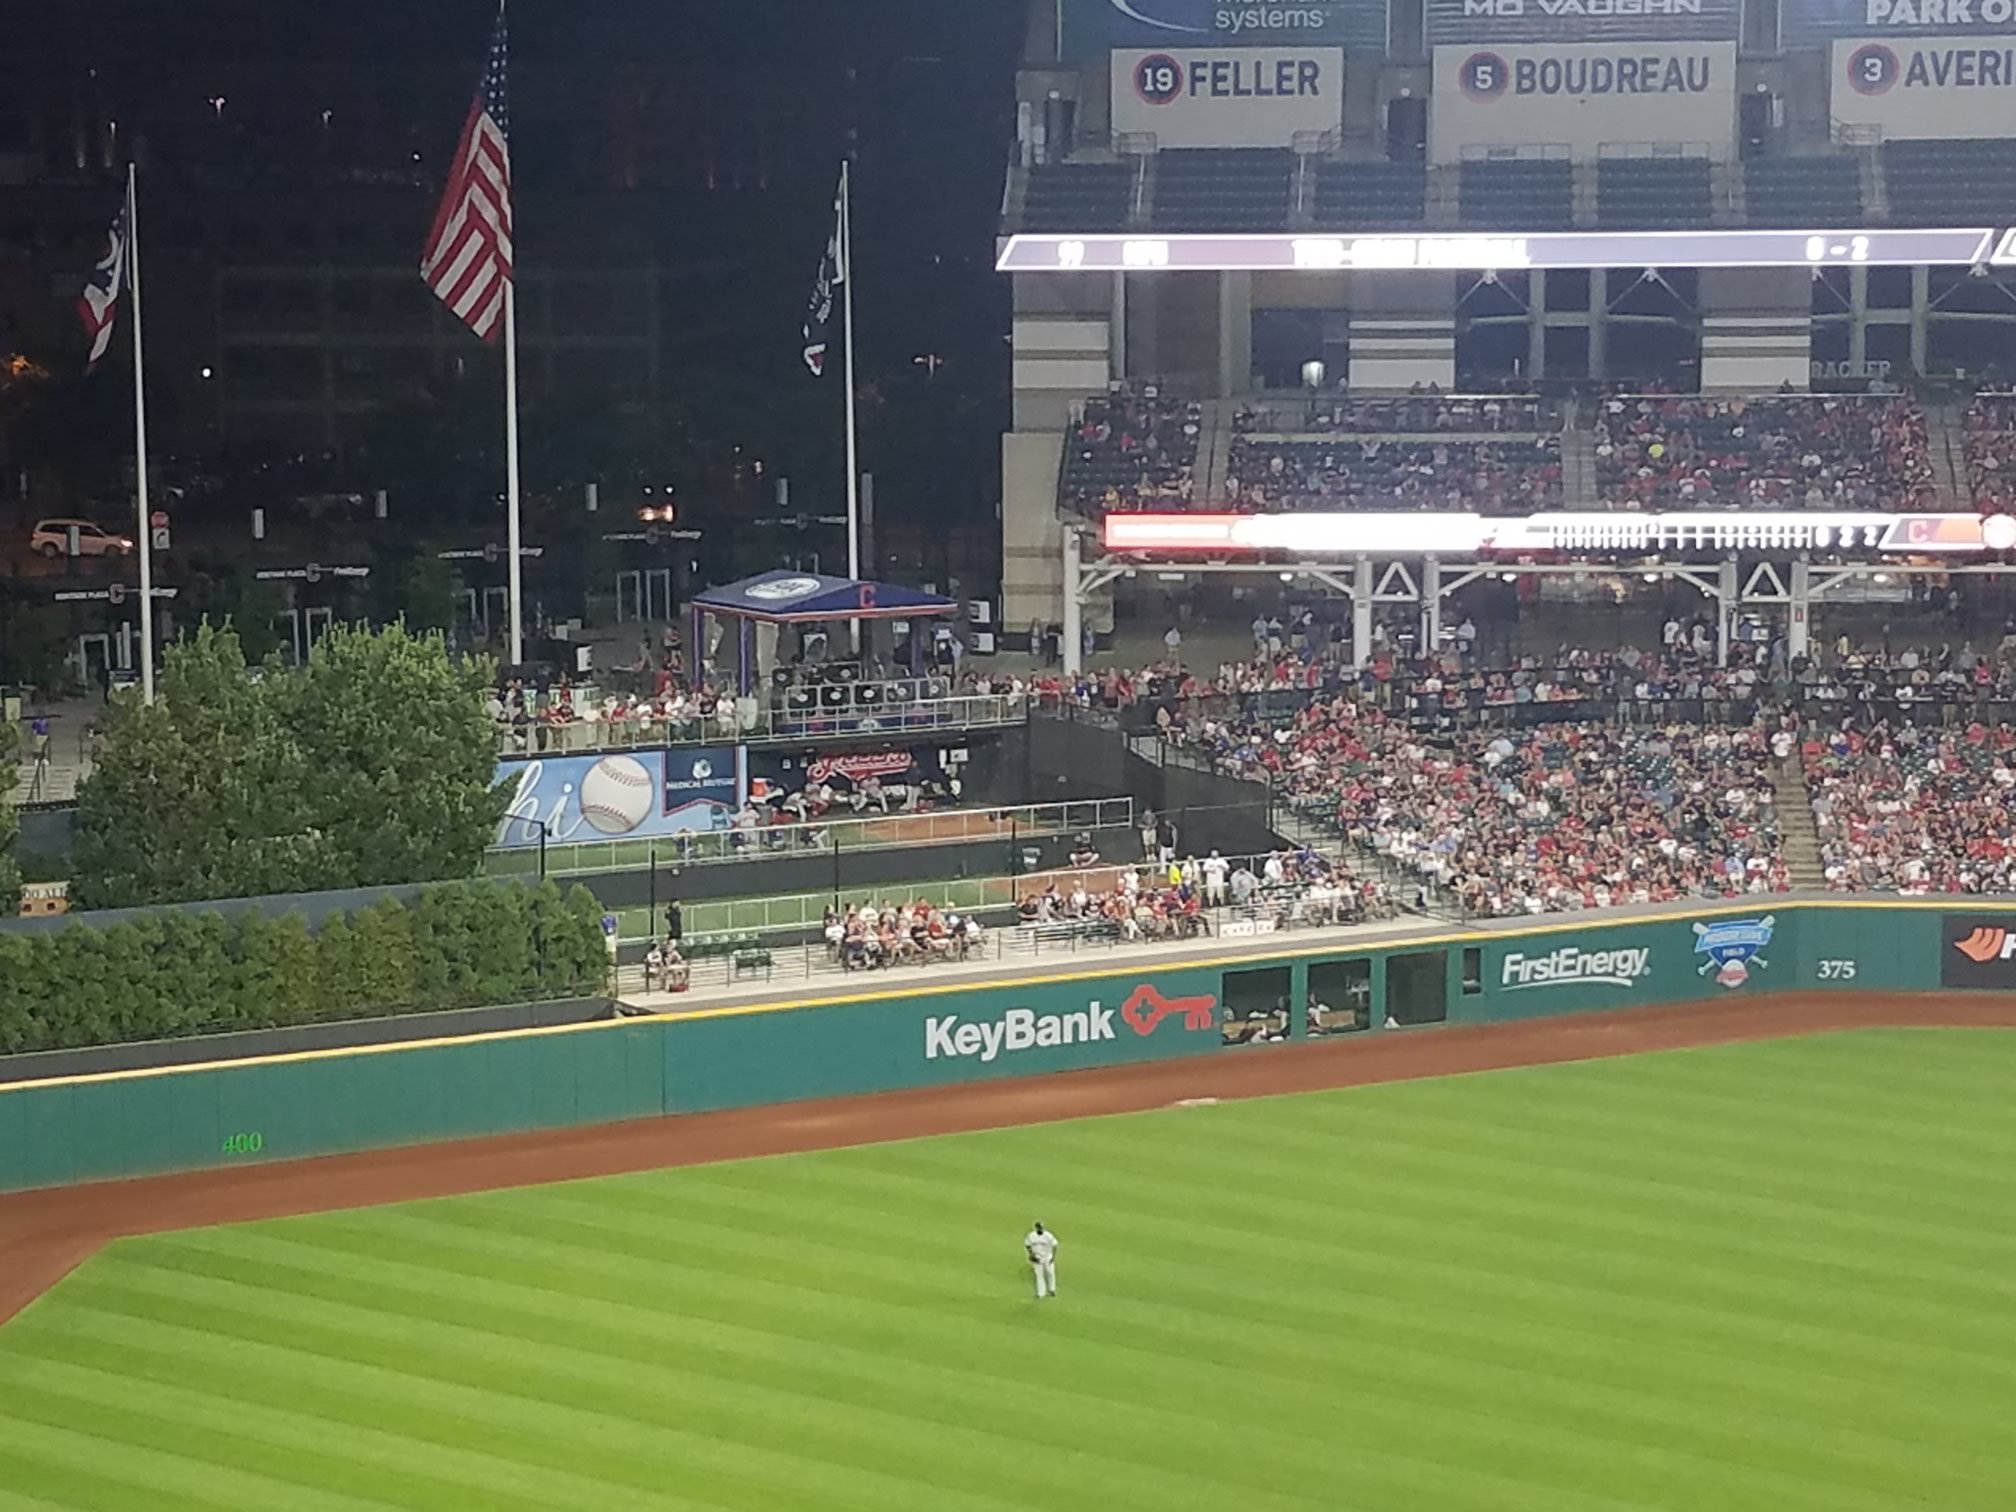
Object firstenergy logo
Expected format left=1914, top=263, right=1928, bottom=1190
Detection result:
left=1502, top=944, right=1650, bottom=991
left=1954, top=926, right=2015, bottom=964
left=925, top=982, right=1216, bottom=1063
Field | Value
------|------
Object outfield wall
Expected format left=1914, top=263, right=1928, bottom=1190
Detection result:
left=0, top=900, right=2004, bottom=1193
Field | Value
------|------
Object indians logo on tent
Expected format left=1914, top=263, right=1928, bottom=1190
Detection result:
left=1693, top=915, right=1774, bottom=990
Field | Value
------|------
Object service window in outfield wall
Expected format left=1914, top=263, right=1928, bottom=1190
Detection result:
left=1222, top=965, right=1292, bottom=1046
left=1308, top=959, right=1373, bottom=1037
left=1387, top=951, right=1450, bottom=1026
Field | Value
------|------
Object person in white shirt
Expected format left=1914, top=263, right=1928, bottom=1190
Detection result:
left=1202, top=850, right=1229, bottom=906
left=1024, top=1222, right=1059, bottom=1299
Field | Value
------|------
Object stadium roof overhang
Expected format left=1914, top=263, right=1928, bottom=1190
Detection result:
left=690, top=570, right=957, bottom=626
left=997, top=227, right=2016, bottom=275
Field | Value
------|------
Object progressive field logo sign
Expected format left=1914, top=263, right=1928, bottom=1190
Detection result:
left=924, top=982, right=1217, bottom=1064
left=1693, top=916, right=1774, bottom=990
left=1944, top=916, right=2016, bottom=987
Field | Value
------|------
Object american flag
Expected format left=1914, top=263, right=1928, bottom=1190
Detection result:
left=78, top=203, right=129, bottom=371
left=421, top=10, right=513, bottom=343
left=801, top=184, right=844, bottom=376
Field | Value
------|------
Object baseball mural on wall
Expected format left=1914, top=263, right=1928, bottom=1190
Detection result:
left=492, top=748, right=744, bottom=848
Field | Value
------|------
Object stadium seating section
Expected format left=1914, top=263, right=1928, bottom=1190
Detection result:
left=1593, top=395, right=1935, bottom=510
left=1882, top=140, right=2016, bottom=227
left=1457, top=159, right=1574, bottom=231
left=1151, top=149, right=1294, bottom=232
left=1058, top=389, right=1201, bottom=513
left=1310, top=162, right=1428, bottom=230
left=1020, top=162, right=1134, bottom=232
left=1963, top=394, right=2016, bottom=515
left=1744, top=155, right=1862, bottom=226
left=1596, top=158, right=1713, bottom=231
left=1229, top=436, right=1563, bottom=513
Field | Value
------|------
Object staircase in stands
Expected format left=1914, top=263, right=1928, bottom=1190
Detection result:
left=1771, top=758, right=1827, bottom=889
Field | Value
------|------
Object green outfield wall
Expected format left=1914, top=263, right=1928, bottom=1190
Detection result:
left=0, top=900, right=2006, bottom=1194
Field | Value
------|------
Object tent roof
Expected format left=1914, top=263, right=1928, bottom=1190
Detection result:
left=690, top=570, right=957, bottom=624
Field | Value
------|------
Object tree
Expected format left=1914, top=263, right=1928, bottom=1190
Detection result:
left=288, top=623, right=508, bottom=887
left=0, top=718, right=19, bottom=914
left=70, top=624, right=317, bottom=909
left=70, top=620, right=505, bottom=908
left=398, top=555, right=461, bottom=636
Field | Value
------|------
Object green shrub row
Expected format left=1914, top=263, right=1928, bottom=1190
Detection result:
left=0, top=879, right=611, bottom=1056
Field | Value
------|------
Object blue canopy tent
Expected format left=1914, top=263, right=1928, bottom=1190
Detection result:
left=688, top=570, right=957, bottom=693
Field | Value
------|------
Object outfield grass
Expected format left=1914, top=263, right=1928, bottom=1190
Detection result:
left=5, top=1028, right=2016, bottom=1511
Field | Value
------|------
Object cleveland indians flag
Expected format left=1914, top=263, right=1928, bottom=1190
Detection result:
left=421, top=8, right=513, bottom=342
left=78, top=204, right=129, bottom=371
left=801, top=186, right=843, bottom=376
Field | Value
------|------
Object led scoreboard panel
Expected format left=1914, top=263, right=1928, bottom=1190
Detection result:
left=995, top=228, right=2002, bottom=271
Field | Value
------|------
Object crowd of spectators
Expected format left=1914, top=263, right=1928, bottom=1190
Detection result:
left=1961, top=393, right=2016, bottom=515
left=828, top=900, right=985, bottom=971
left=1012, top=846, right=1387, bottom=940
left=1060, top=388, right=1201, bottom=513
left=1228, top=435, right=1564, bottom=514
left=1804, top=720, right=2016, bottom=893
left=1235, top=392, right=1560, bottom=436
left=1594, top=394, right=1935, bottom=509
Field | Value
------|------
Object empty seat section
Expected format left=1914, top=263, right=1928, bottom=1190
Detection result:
left=1310, top=161, right=1428, bottom=229
left=1596, top=159, right=1713, bottom=230
left=1019, top=163, right=1134, bottom=232
left=1151, top=149, right=1293, bottom=231
left=1883, top=139, right=2016, bottom=225
left=1458, top=160, right=1572, bottom=230
left=1743, top=155, right=1861, bottom=225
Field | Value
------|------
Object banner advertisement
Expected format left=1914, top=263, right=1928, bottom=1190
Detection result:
left=1427, top=0, right=1740, bottom=44
left=493, top=748, right=743, bottom=849
left=1830, top=36, right=2016, bottom=135
left=1942, top=915, right=2016, bottom=986
left=1064, top=0, right=1388, bottom=57
left=1430, top=41, right=1736, bottom=161
left=1110, top=46, right=1345, bottom=145
left=1786, top=0, right=2016, bottom=45
left=744, top=747, right=954, bottom=808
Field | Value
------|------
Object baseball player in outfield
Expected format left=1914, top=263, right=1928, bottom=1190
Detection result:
left=1025, top=1222, right=1059, bottom=1299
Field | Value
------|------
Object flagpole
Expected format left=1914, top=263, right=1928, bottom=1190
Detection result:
left=125, top=162, right=156, bottom=704
left=840, top=159, right=861, bottom=650
left=503, top=281, right=524, bottom=666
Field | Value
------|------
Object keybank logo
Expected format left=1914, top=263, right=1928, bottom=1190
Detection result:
left=1502, top=944, right=1650, bottom=990
left=924, top=982, right=1216, bottom=1063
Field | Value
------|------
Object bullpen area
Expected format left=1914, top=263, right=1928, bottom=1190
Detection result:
left=3, top=983, right=2016, bottom=1510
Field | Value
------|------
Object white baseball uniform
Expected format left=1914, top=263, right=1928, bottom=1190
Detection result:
left=1025, top=1227, right=1059, bottom=1298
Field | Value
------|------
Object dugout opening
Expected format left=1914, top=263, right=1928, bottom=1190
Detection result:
left=1221, top=965, right=1291, bottom=1046
left=1307, top=958, right=1373, bottom=1037
left=1386, top=951, right=1450, bottom=1026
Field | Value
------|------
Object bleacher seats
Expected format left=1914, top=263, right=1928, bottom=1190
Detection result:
left=1228, top=436, right=1563, bottom=514
left=1744, top=155, right=1861, bottom=226
left=1152, top=149, right=1294, bottom=232
left=1059, top=388, right=1201, bottom=513
left=1597, top=158, right=1713, bottom=230
left=1458, top=159, right=1573, bottom=230
left=1020, top=162, right=1134, bottom=232
left=1883, top=140, right=2016, bottom=226
left=1310, top=161, right=1428, bottom=230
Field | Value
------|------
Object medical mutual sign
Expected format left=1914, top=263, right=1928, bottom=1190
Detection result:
left=1831, top=36, right=2016, bottom=134
left=1110, top=47, right=1345, bottom=145
left=1430, top=40, right=1735, bottom=159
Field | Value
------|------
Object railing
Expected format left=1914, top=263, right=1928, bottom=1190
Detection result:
left=616, top=876, right=1404, bottom=998
left=496, top=689, right=1029, bottom=758
left=484, top=797, right=1137, bottom=878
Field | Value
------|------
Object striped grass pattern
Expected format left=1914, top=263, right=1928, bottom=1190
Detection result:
left=4, top=1027, right=2016, bottom=1510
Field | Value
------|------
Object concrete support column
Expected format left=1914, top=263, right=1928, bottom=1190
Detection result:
left=1910, top=265, right=1930, bottom=378
left=1421, top=557, right=1442, bottom=655
left=1111, top=272, right=1128, bottom=379
left=1061, top=524, right=1084, bottom=678
left=1717, top=559, right=1739, bottom=668
left=1527, top=271, right=1547, bottom=383
left=1351, top=556, right=1374, bottom=669
left=1788, top=559, right=1811, bottom=662
left=1217, top=271, right=1253, bottom=398
left=1588, top=268, right=1609, bottom=382
left=1848, top=266, right=1869, bottom=371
